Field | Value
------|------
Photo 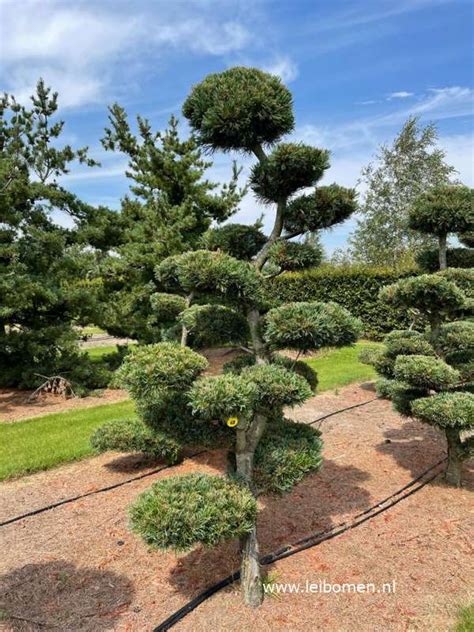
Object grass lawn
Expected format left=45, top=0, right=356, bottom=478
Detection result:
left=0, top=400, right=135, bottom=481
left=86, top=345, right=118, bottom=361
left=455, top=604, right=474, bottom=631
left=305, top=340, right=382, bottom=392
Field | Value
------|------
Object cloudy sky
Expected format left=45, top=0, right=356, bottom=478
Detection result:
left=1, top=0, right=472, bottom=253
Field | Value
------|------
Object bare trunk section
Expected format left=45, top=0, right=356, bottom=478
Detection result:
left=236, top=415, right=267, bottom=607
left=240, top=524, right=263, bottom=607
left=438, top=233, right=447, bottom=270
left=247, top=308, right=266, bottom=363
left=180, top=291, right=194, bottom=347
left=445, top=428, right=463, bottom=487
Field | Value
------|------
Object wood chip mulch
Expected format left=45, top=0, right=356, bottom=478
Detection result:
left=0, top=384, right=472, bottom=631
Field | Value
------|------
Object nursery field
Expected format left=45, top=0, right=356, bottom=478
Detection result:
left=0, top=384, right=472, bottom=631
left=0, top=342, right=379, bottom=480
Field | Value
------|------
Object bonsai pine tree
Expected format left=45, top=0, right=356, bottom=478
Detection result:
left=365, top=269, right=474, bottom=487
left=92, top=67, right=361, bottom=606
left=409, top=184, right=473, bottom=270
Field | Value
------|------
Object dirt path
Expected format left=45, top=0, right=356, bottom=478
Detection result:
left=0, top=385, right=472, bottom=631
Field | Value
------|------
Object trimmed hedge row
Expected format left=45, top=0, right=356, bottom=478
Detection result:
left=269, top=265, right=417, bottom=340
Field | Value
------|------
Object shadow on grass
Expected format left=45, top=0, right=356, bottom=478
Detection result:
left=167, top=459, right=372, bottom=598
left=0, top=560, right=134, bottom=631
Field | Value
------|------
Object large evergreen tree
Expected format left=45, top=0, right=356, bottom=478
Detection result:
left=92, top=67, right=361, bottom=606
left=0, top=80, right=108, bottom=388
left=95, top=108, right=244, bottom=342
left=349, top=117, right=456, bottom=266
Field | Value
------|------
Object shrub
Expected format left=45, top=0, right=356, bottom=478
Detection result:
left=150, top=293, right=187, bottom=322
left=270, top=265, right=416, bottom=339
left=250, top=143, right=329, bottom=203
left=254, top=418, right=323, bottom=493
left=91, top=418, right=181, bottom=463
left=264, top=301, right=362, bottom=351
left=284, top=184, right=357, bottom=235
left=411, top=392, right=474, bottom=429
left=129, top=473, right=257, bottom=551
left=182, top=66, right=294, bottom=151
left=188, top=373, right=257, bottom=423
left=267, top=240, right=323, bottom=272
left=241, top=364, right=312, bottom=410
left=394, top=355, right=460, bottom=390
left=179, top=304, right=249, bottom=347
left=223, top=353, right=318, bottom=393
left=116, top=342, right=208, bottom=405
left=201, top=223, right=267, bottom=260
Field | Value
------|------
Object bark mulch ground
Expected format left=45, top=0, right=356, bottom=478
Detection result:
left=0, top=384, right=472, bottom=631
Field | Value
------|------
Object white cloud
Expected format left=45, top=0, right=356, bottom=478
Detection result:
left=387, top=91, right=414, bottom=99
left=262, top=56, right=298, bottom=83
left=0, top=1, right=252, bottom=107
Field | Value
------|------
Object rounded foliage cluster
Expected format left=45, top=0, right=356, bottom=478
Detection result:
left=156, top=250, right=264, bottom=306
left=380, top=274, right=466, bottom=319
left=149, top=293, right=186, bottom=323
left=267, top=240, right=323, bottom=272
left=437, top=268, right=474, bottom=299
left=241, top=363, right=313, bottom=410
left=182, top=67, right=294, bottom=151
left=254, top=418, right=323, bottom=494
left=394, top=355, right=460, bottom=391
left=250, top=143, right=329, bottom=203
left=384, top=331, right=435, bottom=359
left=408, top=184, right=472, bottom=236
left=201, top=223, right=267, bottom=260
left=437, top=321, right=474, bottom=366
left=129, top=473, right=257, bottom=551
left=284, top=184, right=357, bottom=235
left=116, top=342, right=208, bottom=405
left=411, top=392, right=474, bottom=429
left=223, top=352, right=318, bottom=393
left=264, top=301, right=362, bottom=351
left=91, top=418, right=181, bottom=464
left=188, top=373, right=257, bottom=423
left=179, top=304, right=249, bottom=347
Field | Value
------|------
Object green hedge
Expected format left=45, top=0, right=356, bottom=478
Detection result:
left=269, top=265, right=417, bottom=340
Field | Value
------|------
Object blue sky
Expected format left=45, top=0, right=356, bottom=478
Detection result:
left=1, top=0, right=473, bottom=253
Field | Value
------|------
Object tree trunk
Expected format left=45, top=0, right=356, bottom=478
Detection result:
left=240, top=524, right=263, bottom=607
left=247, top=308, right=266, bottom=364
left=445, top=428, right=463, bottom=487
left=180, top=291, right=194, bottom=347
left=235, top=416, right=267, bottom=607
left=438, top=233, right=447, bottom=270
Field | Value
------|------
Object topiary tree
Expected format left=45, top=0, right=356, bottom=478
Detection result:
left=92, top=67, right=361, bottom=606
left=409, top=184, right=473, bottom=270
left=364, top=271, right=474, bottom=486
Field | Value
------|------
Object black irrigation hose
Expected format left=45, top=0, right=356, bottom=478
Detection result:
left=0, top=397, right=380, bottom=530
left=0, top=450, right=207, bottom=528
left=153, top=456, right=447, bottom=632
left=307, top=396, right=380, bottom=427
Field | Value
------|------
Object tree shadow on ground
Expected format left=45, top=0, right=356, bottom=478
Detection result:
left=104, top=452, right=162, bottom=473
left=376, top=417, right=474, bottom=489
left=0, top=560, right=134, bottom=631
left=168, top=459, right=372, bottom=598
